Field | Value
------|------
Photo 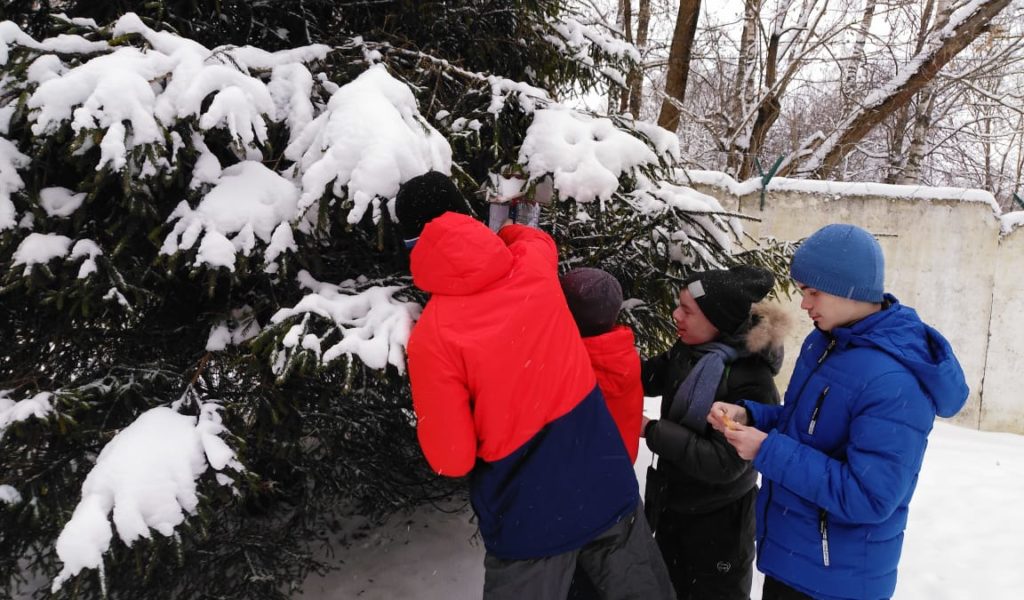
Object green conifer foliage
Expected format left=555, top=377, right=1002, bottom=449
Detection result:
left=0, top=4, right=786, bottom=598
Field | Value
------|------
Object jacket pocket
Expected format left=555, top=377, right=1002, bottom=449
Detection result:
left=808, top=386, right=830, bottom=434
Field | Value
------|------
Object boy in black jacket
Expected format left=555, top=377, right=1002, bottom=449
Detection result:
left=641, top=265, right=790, bottom=600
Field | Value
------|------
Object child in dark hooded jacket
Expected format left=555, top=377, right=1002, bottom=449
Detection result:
left=642, top=265, right=791, bottom=600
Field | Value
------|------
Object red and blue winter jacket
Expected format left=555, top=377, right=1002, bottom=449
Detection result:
left=406, top=213, right=638, bottom=559
left=744, top=296, right=968, bottom=600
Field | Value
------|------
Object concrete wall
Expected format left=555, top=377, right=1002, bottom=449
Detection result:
left=685, top=175, right=1019, bottom=433
left=981, top=226, right=1024, bottom=432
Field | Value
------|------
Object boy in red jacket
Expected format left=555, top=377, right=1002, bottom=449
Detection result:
left=560, top=267, right=643, bottom=464
left=395, top=172, right=673, bottom=600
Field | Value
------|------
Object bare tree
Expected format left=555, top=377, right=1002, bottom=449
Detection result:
left=787, top=0, right=1013, bottom=178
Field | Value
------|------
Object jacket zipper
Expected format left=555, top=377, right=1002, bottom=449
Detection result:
left=808, top=386, right=830, bottom=435
left=758, top=335, right=837, bottom=564
left=819, top=509, right=831, bottom=566
left=817, top=338, right=837, bottom=364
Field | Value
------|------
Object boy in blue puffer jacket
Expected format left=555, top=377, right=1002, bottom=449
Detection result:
left=708, top=223, right=968, bottom=600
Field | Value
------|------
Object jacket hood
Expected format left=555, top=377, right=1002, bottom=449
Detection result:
left=740, top=301, right=793, bottom=374
left=835, top=294, right=968, bottom=418
left=409, top=212, right=513, bottom=296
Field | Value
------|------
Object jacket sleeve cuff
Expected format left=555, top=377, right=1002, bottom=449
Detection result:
left=644, top=419, right=659, bottom=448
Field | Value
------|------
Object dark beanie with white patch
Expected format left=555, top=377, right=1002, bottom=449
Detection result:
left=789, top=224, right=885, bottom=302
left=560, top=268, right=624, bottom=338
left=683, top=265, right=775, bottom=335
left=394, top=171, right=466, bottom=248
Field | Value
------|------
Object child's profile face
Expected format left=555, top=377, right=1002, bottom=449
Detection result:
left=673, top=290, right=720, bottom=345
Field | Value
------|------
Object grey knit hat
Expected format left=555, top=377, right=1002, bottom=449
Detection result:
left=560, top=268, right=624, bottom=337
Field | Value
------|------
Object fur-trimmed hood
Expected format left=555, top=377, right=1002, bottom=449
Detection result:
left=739, top=301, right=792, bottom=374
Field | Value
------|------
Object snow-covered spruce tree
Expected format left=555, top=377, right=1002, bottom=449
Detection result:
left=0, top=6, right=784, bottom=599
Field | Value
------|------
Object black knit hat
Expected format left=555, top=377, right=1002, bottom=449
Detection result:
left=683, top=265, right=775, bottom=334
left=560, top=268, right=624, bottom=337
left=394, top=171, right=465, bottom=247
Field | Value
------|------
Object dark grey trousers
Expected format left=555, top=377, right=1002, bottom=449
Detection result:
left=482, top=503, right=676, bottom=600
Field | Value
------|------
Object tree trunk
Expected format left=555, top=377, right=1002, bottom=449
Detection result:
left=787, top=0, right=1012, bottom=179
left=737, top=28, right=782, bottom=179
left=618, top=0, right=633, bottom=114
left=897, top=90, right=936, bottom=184
left=725, top=0, right=761, bottom=173
left=842, top=0, right=877, bottom=97
left=627, top=0, right=651, bottom=117
left=608, top=1, right=629, bottom=114
left=656, top=0, right=701, bottom=132
left=897, top=0, right=951, bottom=184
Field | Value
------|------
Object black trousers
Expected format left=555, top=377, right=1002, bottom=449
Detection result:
left=762, top=577, right=815, bottom=600
left=762, top=576, right=891, bottom=600
left=482, top=503, right=674, bottom=600
left=655, top=486, right=756, bottom=600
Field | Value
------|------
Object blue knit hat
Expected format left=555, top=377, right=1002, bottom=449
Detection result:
left=790, top=224, right=885, bottom=302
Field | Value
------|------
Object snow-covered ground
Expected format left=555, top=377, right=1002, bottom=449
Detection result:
left=301, top=413, right=1024, bottom=599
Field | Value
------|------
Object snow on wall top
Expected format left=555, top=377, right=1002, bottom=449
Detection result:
left=682, top=170, right=1001, bottom=214
left=1001, top=211, right=1024, bottom=235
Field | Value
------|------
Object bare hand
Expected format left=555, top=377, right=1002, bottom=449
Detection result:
left=707, top=402, right=747, bottom=432
left=723, top=425, right=768, bottom=460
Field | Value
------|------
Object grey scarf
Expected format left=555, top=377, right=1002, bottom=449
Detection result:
left=668, top=342, right=741, bottom=430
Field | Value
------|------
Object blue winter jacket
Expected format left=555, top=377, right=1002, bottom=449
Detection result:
left=745, top=295, right=968, bottom=600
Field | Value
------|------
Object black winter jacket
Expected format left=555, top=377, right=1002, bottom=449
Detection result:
left=642, top=302, right=789, bottom=515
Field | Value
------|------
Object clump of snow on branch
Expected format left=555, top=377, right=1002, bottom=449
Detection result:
left=161, top=161, right=299, bottom=271
left=70, top=239, right=103, bottom=279
left=12, top=233, right=72, bottom=271
left=51, top=403, right=241, bottom=592
left=39, top=186, right=86, bottom=218
left=542, top=14, right=638, bottom=86
left=518, top=107, right=674, bottom=203
left=285, top=64, right=452, bottom=225
left=270, top=271, right=421, bottom=374
left=0, top=137, right=29, bottom=230
left=628, top=179, right=738, bottom=266
left=0, top=484, right=21, bottom=505
left=206, top=306, right=261, bottom=351
left=0, top=390, right=53, bottom=439
left=12, top=13, right=329, bottom=176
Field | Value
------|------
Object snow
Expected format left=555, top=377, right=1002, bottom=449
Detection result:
left=300, top=413, right=1024, bottom=600
left=161, top=161, right=300, bottom=270
left=38, top=186, right=86, bottom=218
left=69, top=239, right=102, bottom=278
left=286, top=64, right=452, bottom=225
left=0, top=391, right=54, bottom=439
left=1000, top=211, right=1024, bottom=235
left=518, top=107, right=673, bottom=203
left=683, top=169, right=1002, bottom=213
left=11, top=232, right=72, bottom=270
left=270, top=271, right=421, bottom=374
left=206, top=306, right=261, bottom=352
left=5, top=17, right=688, bottom=283
left=0, top=484, right=22, bottom=505
left=0, top=136, right=30, bottom=230
left=795, top=0, right=999, bottom=177
left=51, top=404, right=241, bottom=592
